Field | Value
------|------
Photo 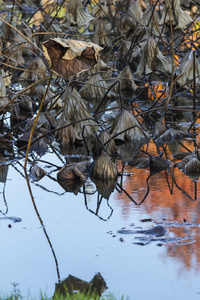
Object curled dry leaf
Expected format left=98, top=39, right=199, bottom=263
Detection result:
left=118, top=42, right=141, bottom=72
left=184, top=157, right=200, bottom=174
left=116, top=65, right=137, bottom=92
left=118, top=1, right=143, bottom=35
left=136, top=37, right=172, bottom=76
left=177, top=50, right=200, bottom=88
left=141, top=7, right=161, bottom=36
left=54, top=273, right=107, bottom=297
left=80, top=73, right=115, bottom=100
left=27, top=112, right=51, bottom=131
left=0, top=164, right=9, bottom=183
left=42, top=38, right=103, bottom=78
left=93, top=130, right=118, bottom=156
left=153, top=121, right=166, bottom=140
left=57, top=161, right=91, bottom=181
left=149, top=155, right=171, bottom=176
left=41, top=15, right=63, bottom=40
left=93, top=19, right=109, bottom=47
left=58, top=178, right=84, bottom=195
left=20, top=57, right=47, bottom=84
left=35, top=84, right=63, bottom=109
left=118, top=141, right=146, bottom=164
left=160, top=0, right=192, bottom=30
left=67, top=0, right=94, bottom=28
left=55, top=120, right=82, bottom=148
left=155, top=127, right=194, bottom=144
left=29, top=164, right=46, bottom=181
left=16, top=94, right=33, bottom=112
left=110, top=109, right=149, bottom=142
left=60, top=89, right=97, bottom=139
left=0, top=73, right=9, bottom=110
left=91, top=152, right=118, bottom=180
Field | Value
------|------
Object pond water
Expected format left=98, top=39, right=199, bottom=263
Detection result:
left=1, top=137, right=200, bottom=300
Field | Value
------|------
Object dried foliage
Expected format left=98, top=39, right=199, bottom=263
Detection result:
left=91, top=152, right=118, bottom=179
left=42, top=38, right=103, bottom=78
left=0, top=0, right=200, bottom=198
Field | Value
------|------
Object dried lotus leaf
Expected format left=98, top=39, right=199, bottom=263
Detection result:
left=0, top=73, right=7, bottom=97
left=58, top=178, right=84, bottom=195
left=116, top=65, right=137, bottom=92
left=160, top=0, right=192, bottom=30
left=175, top=154, right=193, bottom=170
left=93, top=20, right=109, bottom=47
left=153, top=121, right=166, bottom=140
left=57, top=161, right=91, bottom=181
left=155, top=128, right=193, bottom=144
left=67, top=0, right=94, bottom=28
left=118, top=1, right=143, bottom=35
left=94, top=130, right=118, bottom=156
left=136, top=37, right=172, bottom=76
left=20, top=57, right=47, bottom=83
left=80, top=73, right=114, bottom=100
left=110, top=109, right=149, bottom=142
left=35, top=84, right=63, bottom=109
left=92, top=152, right=118, bottom=179
left=177, top=50, right=200, bottom=88
left=60, top=89, right=97, bottom=138
left=55, top=120, right=81, bottom=148
left=0, top=73, right=9, bottom=110
left=184, top=157, right=200, bottom=174
left=29, top=164, right=46, bottom=181
left=42, top=38, right=103, bottom=78
left=92, top=177, right=117, bottom=200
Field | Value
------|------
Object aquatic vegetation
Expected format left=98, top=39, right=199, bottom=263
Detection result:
left=1, top=0, right=200, bottom=298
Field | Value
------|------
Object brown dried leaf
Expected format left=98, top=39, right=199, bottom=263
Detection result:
left=91, top=152, right=118, bottom=179
left=42, top=38, right=103, bottom=78
left=136, top=37, right=172, bottom=76
left=29, top=164, right=46, bottom=181
left=67, top=0, right=94, bottom=28
left=110, top=109, right=149, bottom=142
left=93, top=130, right=118, bottom=156
left=57, top=161, right=91, bottom=181
left=160, top=0, right=192, bottom=29
left=155, top=127, right=193, bottom=144
left=55, top=120, right=82, bottom=148
left=177, top=50, right=200, bottom=88
left=80, top=73, right=115, bottom=99
left=60, top=89, right=97, bottom=139
left=116, top=65, right=137, bottom=92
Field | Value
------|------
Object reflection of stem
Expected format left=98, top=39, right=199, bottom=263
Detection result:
left=83, top=185, right=113, bottom=221
left=116, top=183, right=138, bottom=205
left=2, top=182, right=8, bottom=214
left=171, top=167, right=196, bottom=201
left=165, top=169, right=173, bottom=195
left=138, top=174, right=150, bottom=205
left=24, top=169, right=60, bottom=282
left=195, top=181, right=197, bottom=200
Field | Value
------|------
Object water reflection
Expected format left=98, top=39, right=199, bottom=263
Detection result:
left=2, top=134, right=200, bottom=296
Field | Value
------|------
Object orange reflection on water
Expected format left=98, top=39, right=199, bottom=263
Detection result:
left=113, top=138, right=200, bottom=271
